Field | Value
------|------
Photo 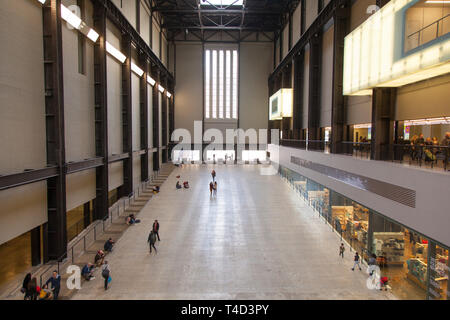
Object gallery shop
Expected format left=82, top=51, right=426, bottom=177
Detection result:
left=279, top=165, right=449, bottom=300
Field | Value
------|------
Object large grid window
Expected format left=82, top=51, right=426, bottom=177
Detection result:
left=205, top=49, right=238, bottom=119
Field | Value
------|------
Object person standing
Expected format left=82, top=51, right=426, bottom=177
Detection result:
left=102, top=261, right=111, bottom=290
left=339, top=243, right=345, bottom=259
left=352, top=252, right=362, bottom=271
left=152, top=220, right=160, bottom=241
left=45, top=270, right=61, bottom=300
left=147, top=230, right=158, bottom=254
left=211, top=169, right=216, bottom=182
left=22, top=273, right=32, bottom=300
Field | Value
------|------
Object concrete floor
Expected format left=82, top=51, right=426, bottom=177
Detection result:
left=71, top=164, right=394, bottom=300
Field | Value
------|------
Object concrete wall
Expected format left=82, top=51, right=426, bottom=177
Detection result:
left=239, top=43, right=273, bottom=131
left=111, top=0, right=136, bottom=28
left=269, top=144, right=450, bottom=247
left=152, top=21, right=160, bottom=59
left=0, top=0, right=48, bottom=245
left=174, top=43, right=203, bottom=136
left=396, top=74, right=450, bottom=120
left=283, top=25, right=289, bottom=59
left=350, top=0, right=377, bottom=32
left=66, top=169, right=96, bottom=211
left=346, top=96, right=372, bottom=125
left=305, top=0, right=317, bottom=31
left=320, top=23, right=334, bottom=128
left=292, top=3, right=301, bottom=45
left=140, top=0, right=151, bottom=47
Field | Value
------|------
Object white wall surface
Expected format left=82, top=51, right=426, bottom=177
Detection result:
left=132, top=72, right=141, bottom=151
left=152, top=22, right=160, bottom=58
left=396, top=74, right=450, bottom=120
left=66, top=169, right=96, bottom=211
left=174, top=43, right=203, bottom=136
left=239, top=43, right=273, bottom=131
left=140, top=1, right=151, bottom=46
left=109, top=162, right=124, bottom=191
left=269, top=144, right=450, bottom=247
left=62, top=0, right=95, bottom=162
left=112, top=0, right=136, bottom=28
left=0, top=182, right=47, bottom=245
left=305, top=0, right=317, bottom=31
left=346, top=96, right=372, bottom=125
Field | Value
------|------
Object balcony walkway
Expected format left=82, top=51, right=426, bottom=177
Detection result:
left=71, top=164, right=394, bottom=300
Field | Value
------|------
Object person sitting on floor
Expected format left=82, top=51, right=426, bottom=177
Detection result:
left=183, top=181, right=190, bottom=189
left=176, top=181, right=182, bottom=189
left=81, top=263, right=95, bottom=281
left=38, top=284, right=52, bottom=300
left=104, top=238, right=115, bottom=253
left=152, top=186, right=160, bottom=194
left=126, top=213, right=136, bottom=225
left=94, top=250, right=105, bottom=267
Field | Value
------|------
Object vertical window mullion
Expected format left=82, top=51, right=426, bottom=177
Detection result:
left=205, top=50, right=210, bottom=119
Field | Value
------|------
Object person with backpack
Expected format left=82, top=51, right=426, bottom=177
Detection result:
left=352, top=252, right=362, bottom=271
left=147, top=230, right=158, bottom=254
left=339, top=243, right=345, bottom=259
left=102, top=261, right=111, bottom=290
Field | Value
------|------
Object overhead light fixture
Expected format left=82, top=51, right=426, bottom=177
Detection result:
left=37, top=0, right=46, bottom=3
left=158, top=85, right=165, bottom=93
left=60, top=4, right=82, bottom=30
left=166, top=92, right=172, bottom=98
left=131, top=62, right=144, bottom=77
left=86, top=28, right=99, bottom=42
left=147, top=75, right=156, bottom=86
left=105, top=41, right=126, bottom=63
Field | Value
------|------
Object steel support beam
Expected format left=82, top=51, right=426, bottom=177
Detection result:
left=108, top=153, right=130, bottom=163
left=66, top=157, right=104, bottom=174
left=293, top=49, right=304, bottom=130
left=307, top=33, right=322, bottom=148
left=139, top=52, right=149, bottom=182
left=121, top=34, right=133, bottom=196
left=0, top=167, right=58, bottom=191
left=42, top=0, right=67, bottom=262
left=152, top=69, right=161, bottom=171
left=371, top=88, right=396, bottom=161
left=93, top=1, right=109, bottom=220
left=331, top=4, right=351, bottom=154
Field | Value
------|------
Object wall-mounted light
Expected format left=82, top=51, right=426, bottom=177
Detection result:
left=131, top=62, right=144, bottom=77
left=166, top=92, right=172, bottom=98
left=147, top=76, right=156, bottom=86
left=60, top=4, right=82, bottom=30
left=86, top=29, right=99, bottom=42
left=106, top=41, right=126, bottom=63
left=158, top=84, right=165, bottom=93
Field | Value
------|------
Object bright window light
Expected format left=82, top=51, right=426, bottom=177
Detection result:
left=201, top=0, right=244, bottom=6
left=232, top=50, right=238, bottom=119
left=225, top=50, right=231, bottom=119
left=147, top=76, right=156, bottom=86
left=86, top=29, right=99, bottom=42
left=105, top=41, right=126, bottom=63
left=219, top=50, right=224, bottom=118
left=37, top=0, right=46, bottom=4
left=166, top=92, right=172, bottom=98
left=158, top=84, right=165, bottom=93
left=212, top=50, right=217, bottom=119
left=131, top=62, right=144, bottom=77
left=60, top=4, right=82, bottom=30
left=205, top=50, right=210, bottom=119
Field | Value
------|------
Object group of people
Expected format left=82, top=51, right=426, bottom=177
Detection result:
left=22, top=271, right=60, bottom=300
left=209, top=169, right=218, bottom=197
left=176, top=175, right=190, bottom=189
left=339, top=243, right=389, bottom=291
left=402, top=132, right=450, bottom=162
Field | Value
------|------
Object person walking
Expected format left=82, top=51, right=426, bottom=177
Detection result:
left=213, top=181, right=218, bottom=196
left=339, top=243, right=345, bottom=259
left=211, top=169, right=216, bottom=182
left=45, top=270, right=61, bottom=300
left=209, top=181, right=214, bottom=196
left=152, top=219, right=160, bottom=241
left=22, top=273, right=32, bottom=300
left=27, top=277, right=38, bottom=300
left=102, top=261, right=111, bottom=290
left=147, top=230, right=158, bottom=254
left=352, top=252, right=362, bottom=271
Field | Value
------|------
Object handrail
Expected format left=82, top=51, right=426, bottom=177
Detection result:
left=407, top=13, right=450, bottom=39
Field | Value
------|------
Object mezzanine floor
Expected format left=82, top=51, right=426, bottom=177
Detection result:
left=71, top=164, right=394, bottom=300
